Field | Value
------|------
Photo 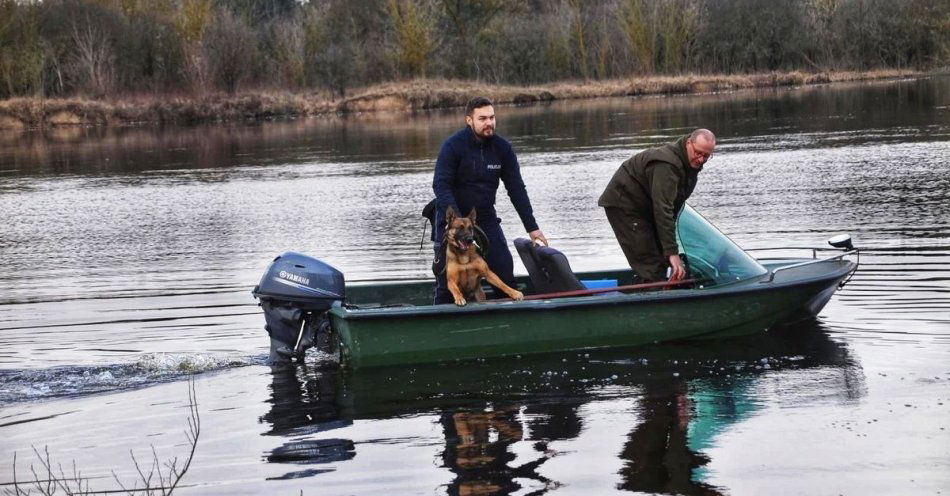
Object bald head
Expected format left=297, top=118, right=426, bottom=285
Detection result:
left=686, top=128, right=715, bottom=169
left=689, top=128, right=716, bottom=143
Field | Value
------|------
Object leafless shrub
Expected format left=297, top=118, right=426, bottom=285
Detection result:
left=385, top=0, right=437, bottom=79
left=203, top=9, right=259, bottom=94
left=2, top=379, right=200, bottom=496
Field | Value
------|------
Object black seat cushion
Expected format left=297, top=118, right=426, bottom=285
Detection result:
left=514, top=238, right=544, bottom=290
left=514, top=238, right=586, bottom=294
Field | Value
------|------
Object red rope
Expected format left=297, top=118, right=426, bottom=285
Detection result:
left=492, top=278, right=699, bottom=303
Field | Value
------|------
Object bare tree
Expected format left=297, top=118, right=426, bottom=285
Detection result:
left=386, top=0, right=436, bottom=78
left=203, top=8, right=259, bottom=93
left=562, top=0, right=590, bottom=79
left=70, top=15, right=115, bottom=96
left=437, top=0, right=522, bottom=80
left=621, top=0, right=657, bottom=74
left=0, top=1, right=46, bottom=98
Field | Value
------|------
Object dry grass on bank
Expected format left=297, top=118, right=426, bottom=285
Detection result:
left=0, top=69, right=920, bottom=130
left=0, top=92, right=337, bottom=130
left=341, top=69, right=917, bottom=111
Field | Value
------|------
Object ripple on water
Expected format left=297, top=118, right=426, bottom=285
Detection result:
left=827, top=250, right=950, bottom=341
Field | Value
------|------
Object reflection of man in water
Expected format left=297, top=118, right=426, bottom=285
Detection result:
left=598, top=129, right=716, bottom=283
left=618, top=381, right=722, bottom=496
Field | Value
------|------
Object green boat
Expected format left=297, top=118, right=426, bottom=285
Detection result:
left=252, top=205, right=858, bottom=368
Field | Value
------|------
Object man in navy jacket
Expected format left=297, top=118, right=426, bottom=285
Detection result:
left=432, top=97, right=548, bottom=304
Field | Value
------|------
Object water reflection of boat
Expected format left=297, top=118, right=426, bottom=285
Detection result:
left=260, top=366, right=354, bottom=480
left=259, top=319, right=863, bottom=493
left=253, top=204, right=858, bottom=368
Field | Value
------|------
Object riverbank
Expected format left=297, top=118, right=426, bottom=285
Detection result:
left=0, top=69, right=923, bottom=130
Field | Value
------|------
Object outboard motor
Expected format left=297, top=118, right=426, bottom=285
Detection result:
left=252, top=252, right=345, bottom=363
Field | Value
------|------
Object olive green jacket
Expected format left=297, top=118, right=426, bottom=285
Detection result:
left=597, top=135, right=701, bottom=256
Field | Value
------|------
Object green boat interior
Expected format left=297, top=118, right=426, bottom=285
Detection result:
left=343, top=205, right=774, bottom=309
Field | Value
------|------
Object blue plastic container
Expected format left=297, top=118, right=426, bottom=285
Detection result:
left=580, top=279, right=618, bottom=289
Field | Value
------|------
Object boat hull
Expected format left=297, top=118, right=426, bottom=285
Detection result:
left=329, top=258, right=854, bottom=368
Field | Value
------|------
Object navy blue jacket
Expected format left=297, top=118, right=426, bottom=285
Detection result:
left=432, top=127, right=538, bottom=236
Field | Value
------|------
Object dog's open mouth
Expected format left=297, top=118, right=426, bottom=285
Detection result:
left=456, top=239, right=470, bottom=251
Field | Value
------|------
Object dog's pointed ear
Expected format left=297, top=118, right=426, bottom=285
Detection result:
left=466, top=208, right=476, bottom=223
left=446, top=206, right=457, bottom=223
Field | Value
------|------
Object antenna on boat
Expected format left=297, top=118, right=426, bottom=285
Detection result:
left=827, top=234, right=854, bottom=251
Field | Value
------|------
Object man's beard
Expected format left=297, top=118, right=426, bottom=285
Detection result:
left=474, top=126, right=495, bottom=139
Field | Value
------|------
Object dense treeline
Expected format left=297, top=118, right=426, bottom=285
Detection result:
left=1, top=0, right=947, bottom=100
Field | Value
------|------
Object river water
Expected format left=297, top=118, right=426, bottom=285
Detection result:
left=1, top=77, right=948, bottom=495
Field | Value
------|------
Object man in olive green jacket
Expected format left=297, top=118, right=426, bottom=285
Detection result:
left=598, top=129, right=716, bottom=283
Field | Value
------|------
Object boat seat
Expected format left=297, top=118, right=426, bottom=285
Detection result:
left=514, top=238, right=586, bottom=295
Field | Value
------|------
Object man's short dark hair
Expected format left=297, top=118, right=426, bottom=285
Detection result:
left=465, top=97, right=493, bottom=116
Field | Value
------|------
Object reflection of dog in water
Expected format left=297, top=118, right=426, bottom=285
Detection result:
left=452, top=410, right=524, bottom=469
left=443, top=408, right=556, bottom=495
left=444, top=207, right=524, bottom=306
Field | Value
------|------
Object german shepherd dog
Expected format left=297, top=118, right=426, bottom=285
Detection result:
left=444, top=207, right=524, bottom=306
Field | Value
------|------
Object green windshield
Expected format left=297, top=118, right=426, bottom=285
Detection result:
left=676, top=204, right=767, bottom=285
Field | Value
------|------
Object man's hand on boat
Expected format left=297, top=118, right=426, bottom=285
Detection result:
left=529, top=229, right=549, bottom=246
left=668, top=254, right=687, bottom=281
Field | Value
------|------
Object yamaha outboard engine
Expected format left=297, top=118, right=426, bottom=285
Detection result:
left=252, top=252, right=345, bottom=363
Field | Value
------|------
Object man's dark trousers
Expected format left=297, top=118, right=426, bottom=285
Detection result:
left=432, top=222, right=515, bottom=305
left=604, top=207, right=668, bottom=283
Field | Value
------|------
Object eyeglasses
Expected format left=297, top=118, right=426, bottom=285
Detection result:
left=688, top=141, right=713, bottom=160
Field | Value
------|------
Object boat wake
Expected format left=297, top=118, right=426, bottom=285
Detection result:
left=0, top=352, right=267, bottom=405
